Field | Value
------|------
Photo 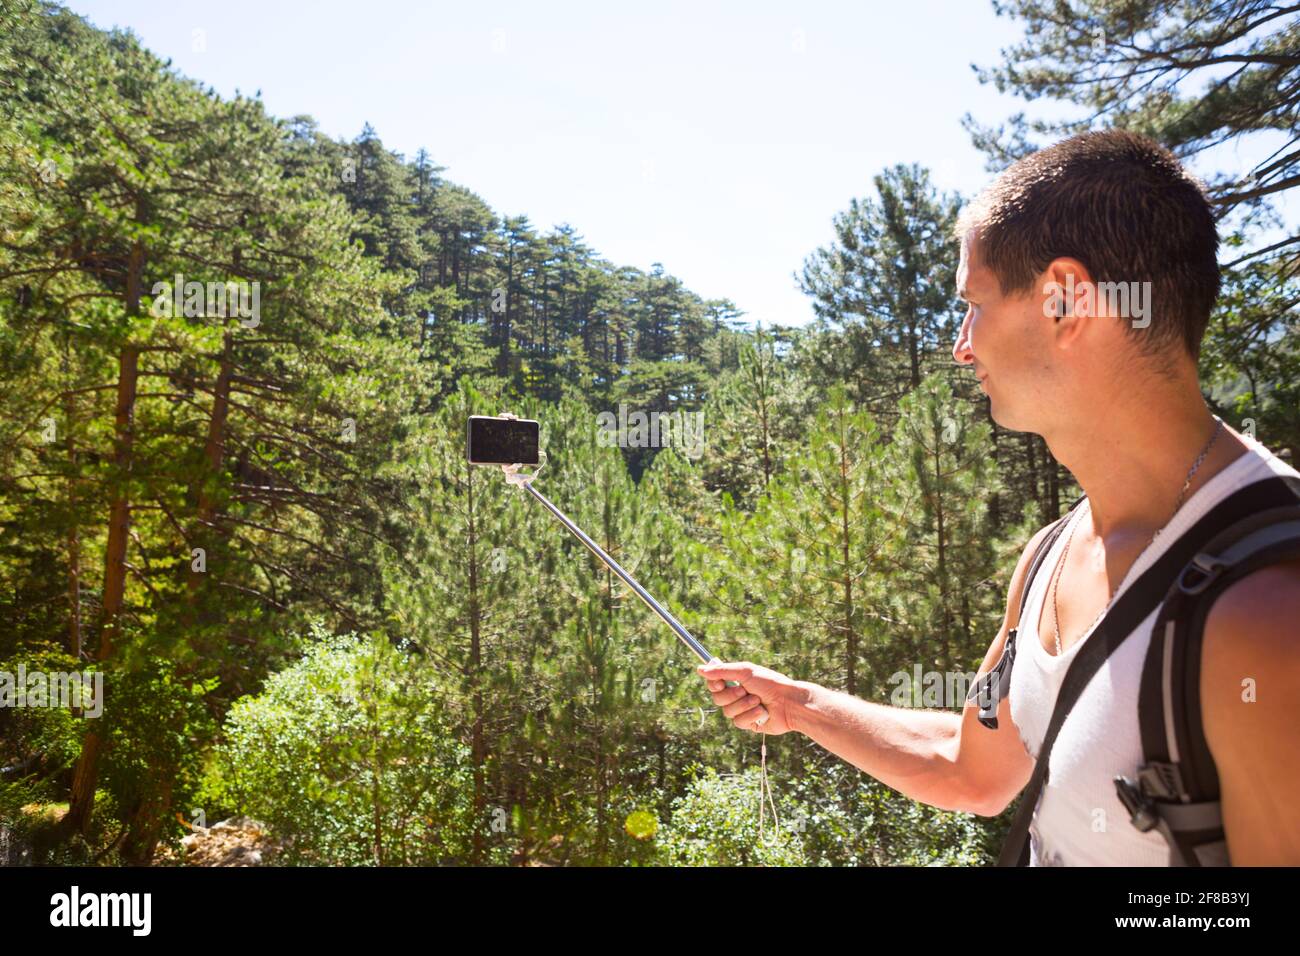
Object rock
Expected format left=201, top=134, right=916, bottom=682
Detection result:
left=160, top=815, right=280, bottom=867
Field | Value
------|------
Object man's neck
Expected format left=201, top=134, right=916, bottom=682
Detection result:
left=1043, top=377, right=1248, bottom=543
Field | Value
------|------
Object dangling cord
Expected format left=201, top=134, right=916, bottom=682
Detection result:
left=757, top=729, right=781, bottom=843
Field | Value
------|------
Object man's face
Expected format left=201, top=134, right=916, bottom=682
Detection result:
left=952, top=229, right=1054, bottom=432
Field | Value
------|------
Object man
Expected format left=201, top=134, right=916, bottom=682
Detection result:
left=698, top=130, right=1300, bottom=865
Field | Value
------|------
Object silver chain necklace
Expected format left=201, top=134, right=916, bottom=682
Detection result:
left=1049, top=414, right=1225, bottom=656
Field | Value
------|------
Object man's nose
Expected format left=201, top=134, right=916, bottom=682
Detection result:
left=952, top=310, right=974, bottom=366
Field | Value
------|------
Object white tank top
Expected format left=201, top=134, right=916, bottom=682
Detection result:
left=1008, top=433, right=1299, bottom=866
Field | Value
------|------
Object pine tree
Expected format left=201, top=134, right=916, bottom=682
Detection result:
left=700, top=324, right=812, bottom=508
left=707, top=387, right=892, bottom=698
left=799, top=165, right=963, bottom=417
left=879, top=374, right=1002, bottom=687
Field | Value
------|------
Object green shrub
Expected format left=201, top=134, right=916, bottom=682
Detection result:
left=779, top=759, right=991, bottom=866
left=209, top=627, right=475, bottom=865
left=100, top=656, right=218, bottom=859
left=0, top=644, right=88, bottom=787
left=655, top=758, right=990, bottom=867
left=0, top=644, right=104, bottom=865
left=656, top=764, right=808, bottom=866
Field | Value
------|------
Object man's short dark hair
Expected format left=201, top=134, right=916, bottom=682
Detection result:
left=955, top=129, right=1220, bottom=365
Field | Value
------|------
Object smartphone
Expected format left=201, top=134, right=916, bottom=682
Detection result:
left=466, top=415, right=540, bottom=466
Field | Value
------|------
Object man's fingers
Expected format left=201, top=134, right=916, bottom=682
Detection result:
left=733, top=703, right=770, bottom=730
left=700, top=663, right=773, bottom=725
left=710, top=683, right=748, bottom=707
left=722, top=693, right=764, bottom=719
left=697, top=663, right=754, bottom=684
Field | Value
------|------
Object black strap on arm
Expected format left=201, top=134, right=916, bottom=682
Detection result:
left=967, top=495, right=1085, bottom=730
left=997, top=475, right=1300, bottom=866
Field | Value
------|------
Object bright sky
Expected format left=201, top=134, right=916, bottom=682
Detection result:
left=61, top=1, right=1290, bottom=329
left=62, top=0, right=1035, bottom=327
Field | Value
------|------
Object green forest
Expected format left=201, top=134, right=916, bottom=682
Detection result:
left=1, top=0, right=1296, bottom=866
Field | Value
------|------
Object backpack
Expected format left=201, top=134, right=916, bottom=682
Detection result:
left=965, top=471, right=1300, bottom=866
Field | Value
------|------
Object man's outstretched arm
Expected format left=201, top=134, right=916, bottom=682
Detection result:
left=698, top=524, right=1052, bottom=817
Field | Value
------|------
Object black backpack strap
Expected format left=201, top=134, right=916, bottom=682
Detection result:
left=998, top=474, right=1300, bottom=866
left=1121, top=495, right=1300, bottom=866
left=967, top=494, right=1085, bottom=730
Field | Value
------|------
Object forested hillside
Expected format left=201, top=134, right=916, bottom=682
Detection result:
left=1, top=0, right=1294, bottom=866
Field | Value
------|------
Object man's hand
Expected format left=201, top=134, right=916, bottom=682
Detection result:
left=696, top=661, right=803, bottom=735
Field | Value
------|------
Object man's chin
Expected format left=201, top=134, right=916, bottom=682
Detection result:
left=985, top=395, right=1024, bottom=433
left=980, top=379, right=1029, bottom=432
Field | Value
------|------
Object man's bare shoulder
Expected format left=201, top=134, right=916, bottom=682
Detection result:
left=1200, top=556, right=1300, bottom=864
left=1201, top=557, right=1300, bottom=678
left=1007, top=519, right=1065, bottom=603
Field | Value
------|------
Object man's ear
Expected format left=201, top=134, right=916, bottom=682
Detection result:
left=1040, top=257, right=1094, bottom=347
left=1042, top=259, right=1094, bottom=306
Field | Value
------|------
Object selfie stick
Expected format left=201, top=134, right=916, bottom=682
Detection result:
left=499, top=459, right=768, bottom=728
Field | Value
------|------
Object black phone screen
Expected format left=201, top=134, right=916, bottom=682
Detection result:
left=466, top=416, right=540, bottom=465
